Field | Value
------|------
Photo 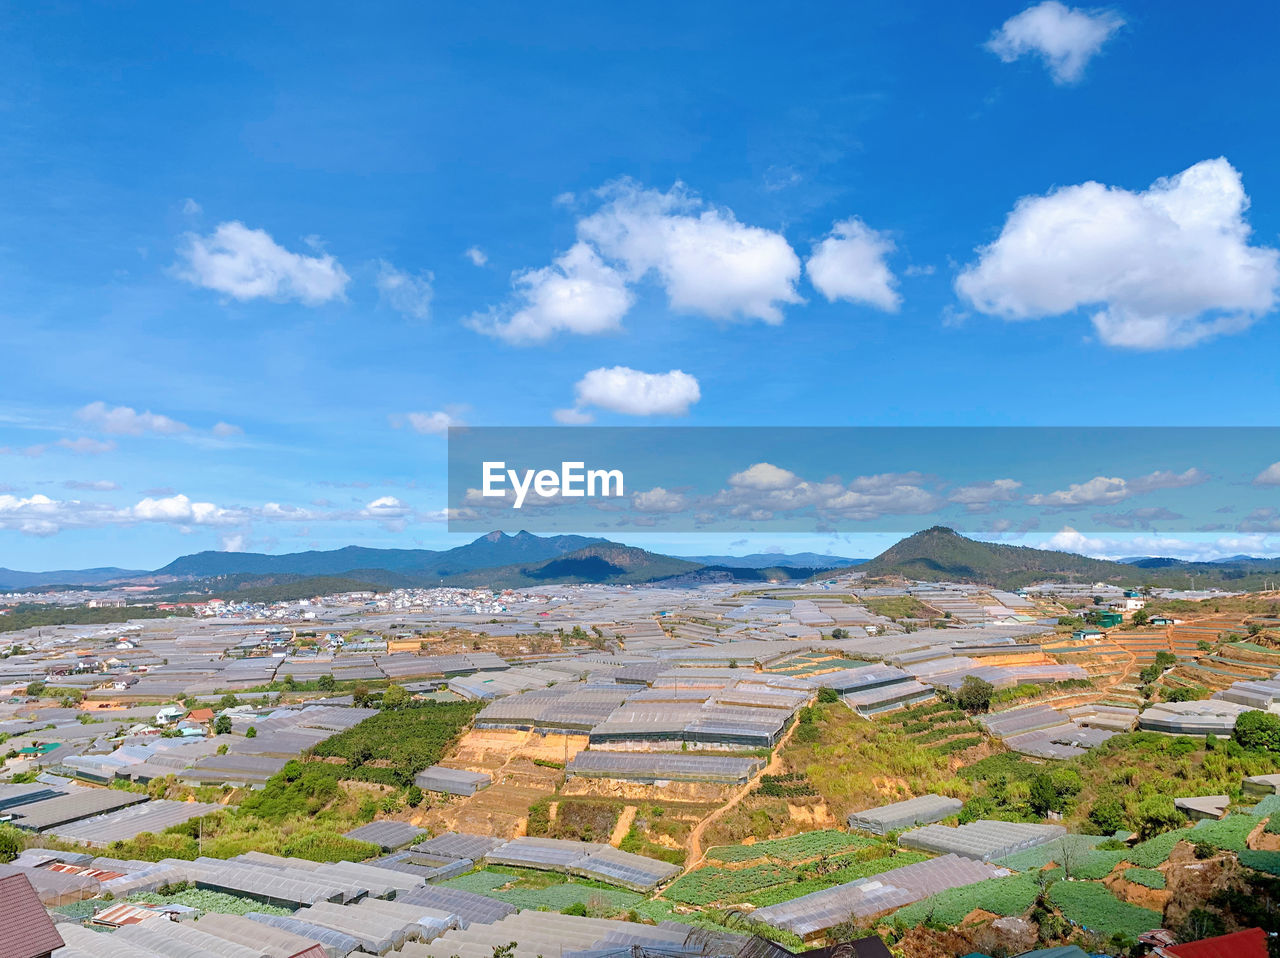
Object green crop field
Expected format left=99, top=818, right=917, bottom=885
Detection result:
left=1049, top=881, right=1162, bottom=939
left=891, top=870, right=1042, bottom=928
left=1124, top=867, right=1166, bottom=889
left=705, top=829, right=875, bottom=863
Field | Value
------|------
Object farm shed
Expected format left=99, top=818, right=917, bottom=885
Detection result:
left=565, top=750, right=763, bottom=784
left=342, top=819, right=426, bottom=850
left=414, top=765, right=493, bottom=796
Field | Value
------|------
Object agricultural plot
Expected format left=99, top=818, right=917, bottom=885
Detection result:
left=1127, top=829, right=1194, bottom=868
left=706, top=829, right=875, bottom=863
left=1124, top=868, right=1166, bottom=889
left=665, top=863, right=799, bottom=906
left=128, top=889, right=292, bottom=917
left=310, top=701, right=481, bottom=787
left=1239, top=850, right=1280, bottom=876
left=741, top=851, right=931, bottom=907
left=441, top=866, right=643, bottom=913
left=1048, top=881, right=1162, bottom=940
left=997, top=835, right=1126, bottom=880
left=890, top=870, right=1042, bottom=928
left=1189, top=813, right=1261, bottom=852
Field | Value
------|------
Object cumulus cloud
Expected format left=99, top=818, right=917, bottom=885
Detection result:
left=400, top=410, right=465, bottom=436
left=465, top=246, right=488, bottom=266
left=131, top=493, right=239, bottom=526
left=957, top=158, right=1279, bottom=349
left=987, top=1, right=1124, bottom=84
left=730, top=463, right=803, bottom=491
left=77, top=401, right=189, bottom=436
left=177, top=221, right=350, bottom=305
left=1029, top=467, right=1208, bottom=508
left=633, top=487, right=689, bottom=513
left=949, top=478, right=1023, bottom=512
left=564, top=366, right=701, bottom=418
left=468, top=242, right=633, bottom=344
left=376, top=261, right=434, bottom=320
left=1255, top=461, right=1280, bottom=485
left=1043, top=526, right=1279, bottom=562
left=0, top=491, right=241, bottom=536
left=806, top=218, right=900, bottom=311
left=579, top=180, right=802, bottom=323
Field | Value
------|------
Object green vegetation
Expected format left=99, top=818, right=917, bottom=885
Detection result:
left=129, top=888, right=291, bottom=916
left=310, top=701, right=481, bottom=786
left=279, top=831, right=379, bottom=862
left=892, top=870, right=1043, bottom=928
left=0, top=603, right=191, bottom=634
left=1047, top=881, right=1162, bottom=939
left=955, top=675, right=995, bottom=713
left=1235, top=710, right=1280, bottom=752
left=706, top=830, right=873, bottom=863
left=1124, top=867, right=1166, bottom=889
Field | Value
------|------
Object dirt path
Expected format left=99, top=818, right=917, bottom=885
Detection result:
left=610, top=804, right=637, bottom=847
left=683, top=720, right=798, bottom=872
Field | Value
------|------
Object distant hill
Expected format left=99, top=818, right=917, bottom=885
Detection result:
left=438, top=543, right=702, bottom=589
left=849, top=527, right=1280, bottom=591
left=850, top=526, right=1143, bottom=589
left=678, top=552, right=862, bottom=569
left=0, top=567, right=148, bottom=590
left=156, top=531, right=609, bottom=579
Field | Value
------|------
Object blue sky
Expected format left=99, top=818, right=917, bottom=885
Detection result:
left=2, top=1, right=1279, bottom=569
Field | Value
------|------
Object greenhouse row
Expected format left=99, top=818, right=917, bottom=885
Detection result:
left=414, top=765, right=493, bottom=796
left=47, top=797, right=222, bottom=847
left=750, top=853, right=1007, bottom=939
left=1137, top=699, right=1259, bottom=735
left=898, top=820, right=1065, bottom=862
left=343, top=820, right=427, bottom=851
left=846, top=793, right=962, bottom=834
left=565, top=749, right=765, bottom=784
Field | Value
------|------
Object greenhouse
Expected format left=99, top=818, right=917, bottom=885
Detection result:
left=48, top=798, right=221, bottom=847
left=395, top=883, right=519, bottom=927
left=899, top=820, right=1065, bottom=861
left=246, top=911, right=363, bottom=957
left=750, top=853, right=1005, bottom=939
left=565, top=750, right=764, bottom=784
left=191, top=912, right=330, bottom=958
left=5, top=786, right=147, bottom=831
left=1137, top=699, right=1257, bottom=736
left=342, top=819, right=426, bottom=851
left=414, top=765, right=493, bottom=796
left=847, top=793, right=962, bottom=834
left=412, top=832, right=508, bottom=862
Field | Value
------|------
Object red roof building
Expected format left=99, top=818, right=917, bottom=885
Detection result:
left=1165, top=927, right=1269, bottom=958
left=0, top=873, right=65, bottom=958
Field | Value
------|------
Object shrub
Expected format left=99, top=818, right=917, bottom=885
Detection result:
left=956, top=676, right=994, bottom=713
left=1234, top=711, right=1280, bottom=752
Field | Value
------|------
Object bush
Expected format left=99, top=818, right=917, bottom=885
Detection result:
left=1234, top=711, right=1280, bottom=752
left=1088, top=798, right=1127, bottom=834
left=0, top=826, right=23, bottom=863
left=817, top=687, right=839, bottom=704
left=279, top=831, right=379, bottom=863
left=1134, top=795, right=1182, bottom=840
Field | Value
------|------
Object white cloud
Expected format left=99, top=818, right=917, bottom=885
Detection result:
left=376, top=260, right=434, bottom=320
left=1255, top=461, right=1280, bottom=486
left=987, top=1, right=1124, bottom=84
left=806, top=218, right=900, bottom=311
left=566, top=366, right=701, bottom=418
left=730, top=463, right=802, bottom=491
left=131, top=493, right=239, bottom=526
left=402, top=410, right=464, bottom=436
left=178, top=221, right=350, bottom=305
left=468, top=242, right=633, bottom=344
left=77, top=402, right=189, bottom=436
left=212, top=422, right=243, bottom=438
left=578, top=180, right=801, bottom=323
left=1043, top=526, right=1280, bottom=562
left=1028, top=467, right=1207, bottom=508
left=633, top=487, right=689, bottom=513
left=182, top=198, right=202, bottom=215
left=465, top=246, right=488, bottom=266
left=63, top=480, right=119, bottom=491
left=56, top=437, right=117, bottom=455
left=957, top=158, right=1279, bottom=349
left=220, top=533, right=249, bottom=552
left=949, top=478, right=1023, bottom=511
left=552, top=407, right=596, bottom=425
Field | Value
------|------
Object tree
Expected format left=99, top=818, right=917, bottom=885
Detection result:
left=353, top=682, right=372, bottom=708
left=1088, top=798, right=1127, bottom=834
left=956, top=675, right=995, bottom=713
left=245, top=726, right=257, bottom=738
left=0, top=826, right=22, bottom=863
left=1132, top=608, right=1150, bottom=626
left=1134, top=794, right=1182, bottom=840
left=1234, top=710, right=1280, bottom=752
left=317, top=673, right=336, bottom=692
left=1029, top=768, right=1083, bottom=816
left=217, top=693, right=239, bottom=711
left=214, top=714, right=232, bottom=735
left=281, top=673, right=296, bottom=691
left=381, top=684, right=410, bottom=709
left=817, top=687, right=839, bottom=704
left=831, top=628, right=849, bottom=640
left=1165, top=685, right=1208, bottom=702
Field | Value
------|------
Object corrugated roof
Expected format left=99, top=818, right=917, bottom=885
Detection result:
left=0, top=873, right=65, bottom=957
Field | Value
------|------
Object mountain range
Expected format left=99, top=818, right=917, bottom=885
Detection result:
left=4, top=527, right=1280, bottom=596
